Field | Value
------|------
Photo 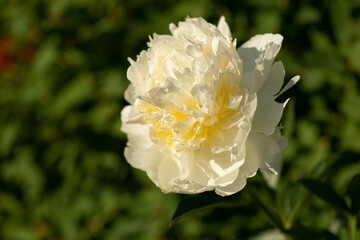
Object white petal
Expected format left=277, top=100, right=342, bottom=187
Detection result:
left=186, top=44, right=202, bottom=58
left=217, top=16, right=231, bottom=40
left=245, top=129, right=287, bottom=175
left=238, top=34, right=283, bottom=93
left=277, top=75, right=300, bottom=96
left=260, top=169, right=279, bottom=189
left=252, top=98, right=288, bottom=136
left=157, top=155, right=181, bottom=192
left=252, top=62, right=288, bottom=135
left=185, top=152, right=211, bottom=187
left=214, top=167, right=241, bottom=187
left=195, top=143, right=245, bottom=188
left=121, top=106, right=161, bottom=175
left=215, top=174, right=247, bottom=196
left=241, top=92, right=257, bottom=122
left=250, top=229, right=287, bottom=240
left=212, top=37, right=220, bottom=55
left=124, top=83, right=136, bottom=104
left=241, top=34, right=283, bottom=51
left=259, top=61, right=285, bottom=96
left=190, top=83, right=216, bottom=113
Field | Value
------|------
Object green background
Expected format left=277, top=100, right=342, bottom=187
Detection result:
left=0, top=0, right=360, bottom=239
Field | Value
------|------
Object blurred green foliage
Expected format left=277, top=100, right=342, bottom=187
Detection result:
left=0, top=0, right=360, bottom=239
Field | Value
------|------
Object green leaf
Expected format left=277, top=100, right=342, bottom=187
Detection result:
left=0, top=122, right=20, bottom=156
left=31, top=37, right=58, bottom=76
left=50, top=74, right=94, bottom=117
left=170, top=192, right=243, bottom=227
left=329, top=0, right=351, bottom=45
left=302, top=179, right=350, bottom=212
left=295, top=5, right=321, bottom=25
left=286, top=225, right=338, bottom=240
left=278, top=183, right=307, bottom=227
left=346, top=174, right=360, bottom=214
left=245, top=185, right=285, bottom=231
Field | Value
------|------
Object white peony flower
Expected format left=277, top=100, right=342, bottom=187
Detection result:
left=121, top=16, right=299, bottom=196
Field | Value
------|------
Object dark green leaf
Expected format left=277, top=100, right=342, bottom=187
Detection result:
left=245, top=185, right=285, bottom=231
left=329, top=0, right=351, bottom=44
left=170, top=192, right=242, bottom=227
left=302, top=179, right=350, bottom=212
left=346, top=174, right=360, bottom=214
left=286, top=225, right=338, bottom=240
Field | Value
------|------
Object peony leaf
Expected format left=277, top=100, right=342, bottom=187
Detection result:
left=245, top=184, right=285, bottom=231
left=285, top=225, right=337, bottom=240
left=169, top=192, right=243, bottom=227
left=302, top=179, right=350, bottom=212
left=329, top=0, right=351, bottom=45
left=346, top=174, right=360, bottom=214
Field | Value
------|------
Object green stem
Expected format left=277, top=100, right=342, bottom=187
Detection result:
left=349, top=215, right=357, bottom=240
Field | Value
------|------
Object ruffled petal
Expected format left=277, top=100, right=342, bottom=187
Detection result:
left=124, top=83, right=136, bottom=104
left=252, top=61, right=287, bottom=135
left=238, top=34, right=283, bottom=94
left=121, top=106, right=162, bottom=183
left=217, top=16, right=231, bottom=40
left=245, top=128, right=288, bottom=175
left=157, top=155, right=182, bottom=192
left=215, top=173, right=247, bottom=196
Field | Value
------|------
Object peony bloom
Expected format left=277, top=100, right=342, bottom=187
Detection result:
left=121, top=17, right=299, bottom=196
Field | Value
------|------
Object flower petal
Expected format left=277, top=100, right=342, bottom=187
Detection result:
left=157, top=155, right=182, bottom=192
left=252, top=61, right=288, bottom=135
left=217, top=16, right=231, bottom=40
left=215, top=174, right=247, bottom=196
left=277, top=75, right=300, bottom=96
left=121, top=106, right=163, bottom=183
left=245, top=128, right=288, bottom=175
left=259, top=61, right=285, bottom=96
left=238, top=34, right=283, bottom=93
left=124, top=83, right=136, bottom=104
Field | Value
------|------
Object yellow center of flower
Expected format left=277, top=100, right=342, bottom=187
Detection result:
left=136, top=78, right=239, bottom=152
